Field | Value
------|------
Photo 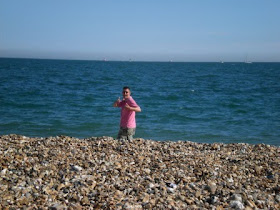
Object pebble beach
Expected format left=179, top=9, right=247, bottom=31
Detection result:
left=0, top=135, right=279, bottom=209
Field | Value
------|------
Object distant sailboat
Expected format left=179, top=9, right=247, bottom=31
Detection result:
left=244, top=54, right=252, bottom=64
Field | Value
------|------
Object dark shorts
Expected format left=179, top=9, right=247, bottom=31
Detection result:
left=117, top=127, right=135, bottom=141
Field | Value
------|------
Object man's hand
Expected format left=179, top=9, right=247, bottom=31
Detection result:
left=113, top=97, right=121, bottom=107
left=125, top=103, right=132, bottom=110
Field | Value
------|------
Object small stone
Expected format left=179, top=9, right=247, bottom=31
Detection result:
left=211, top=144, right=220, bottom=150
left=227, top=177, right=234, bottom=183
left=208, top=195, right=218, bottom=204
left=232, top=165, right=238, bottom=172
left=185, top=199, right=193, bottom=205
left=189, top=183, right=196, bottom=190
left=166, top=183, right=177, bottom=193
left=256, top=200, right=265, bottom=208
left=167, top=187, right=175, bottom=193
left=206, top=182, right=217, bottom=194
left=195, top=190, right=201, bottom=198
left=49, top=203, right=66, bottom=210
left=17, top=197, right=30, bottom=205
left=245, top=200, right=256, bottom=208
left=216, top=205, right=224, bottom=210
left=143, top=168, right=151, bottom=174
left=254, top=166, right=262, bottom=175
left=1, top=168, right=7, bottom=175
left=81, top=196, right=90, bottom=205
left=142, top=193, right=150, bottom=203
left=149, top=183, right=155, bottom=188
left=69, top=203, right=83, bottom=210
left=267, top=171, right=274, bottom=179
left=230, top=200, right=245, bottom=210
left=168, top=183, right=177, bottom=189
left=275, top=195, right=280, bottom=203
left=230, top=194, right=243, bottom=202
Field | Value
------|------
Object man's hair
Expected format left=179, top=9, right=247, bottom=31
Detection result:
left=123, top=86, right=130, bottom=91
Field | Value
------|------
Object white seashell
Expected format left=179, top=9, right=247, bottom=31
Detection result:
left=72, top=165, right=83, bottom=172
left=1, top=168, right=7, bottom=175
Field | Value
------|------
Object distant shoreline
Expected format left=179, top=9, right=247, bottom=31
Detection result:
left=1, top=56, right=280, bottom=63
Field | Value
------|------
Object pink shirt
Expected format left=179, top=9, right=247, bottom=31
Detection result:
left=118, top=96, right=139, bottom=128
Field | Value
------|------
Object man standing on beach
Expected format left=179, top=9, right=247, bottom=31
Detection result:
left=113, top=87, right=141, bottom=141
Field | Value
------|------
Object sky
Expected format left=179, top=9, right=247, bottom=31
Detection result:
left=0, top=0, right=280, bottom=62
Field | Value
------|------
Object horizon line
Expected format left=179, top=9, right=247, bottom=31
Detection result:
left=1, top=56, right=280, bottom=63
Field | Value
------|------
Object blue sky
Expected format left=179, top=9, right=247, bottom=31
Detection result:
left=1, top=0, right=279, bottom=62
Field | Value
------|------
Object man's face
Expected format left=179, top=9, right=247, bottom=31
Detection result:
left=122, top=89, right=131, bottom=99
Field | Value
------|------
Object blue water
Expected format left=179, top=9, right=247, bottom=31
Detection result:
left=0, top=58, right=279, bottom=146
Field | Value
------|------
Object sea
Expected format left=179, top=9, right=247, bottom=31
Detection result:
left=0, top=58, right=279, bottom=146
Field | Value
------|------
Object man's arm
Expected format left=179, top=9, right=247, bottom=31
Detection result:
left=133, top=106, right=141, bottom=112
left=125, top=103, right=141, bottom=112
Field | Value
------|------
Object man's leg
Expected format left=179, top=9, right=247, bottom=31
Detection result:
left=117, top=127, right=127, bottom=140
left=127, top=128, right=135, bottom=141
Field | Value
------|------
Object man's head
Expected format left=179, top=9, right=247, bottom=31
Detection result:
left=122, top=86, right=131, bottom=99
